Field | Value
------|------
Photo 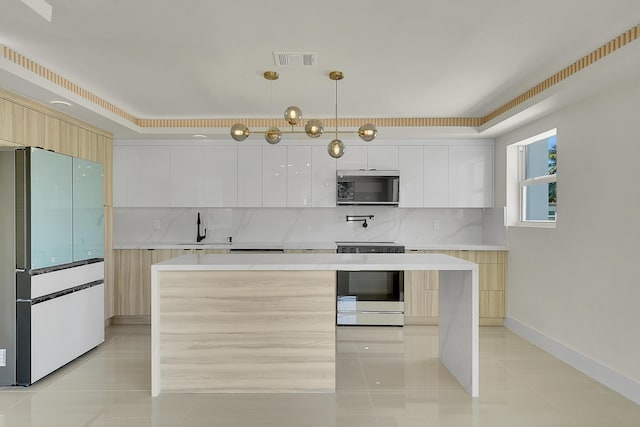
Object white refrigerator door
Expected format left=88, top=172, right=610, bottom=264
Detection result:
left=30, top=283, right=104, bottom=383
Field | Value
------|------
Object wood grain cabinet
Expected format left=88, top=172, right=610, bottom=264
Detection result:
left=405, top=250, right=506, bottom=326
left=1, top=88, right=114, bottom=321
left=113, top=249, right=229, bottom=320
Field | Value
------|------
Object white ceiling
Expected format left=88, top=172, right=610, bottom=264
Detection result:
left=1, top=0, right=640, bottom=139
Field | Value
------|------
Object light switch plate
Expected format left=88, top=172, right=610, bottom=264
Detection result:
left=0, top=348, right=6, bottom=367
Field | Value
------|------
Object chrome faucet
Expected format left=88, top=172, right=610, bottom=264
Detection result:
left=197, top=212, right=207, bottom=242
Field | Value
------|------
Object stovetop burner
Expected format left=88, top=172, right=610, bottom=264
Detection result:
left=336, top=242, right=405, bottom=254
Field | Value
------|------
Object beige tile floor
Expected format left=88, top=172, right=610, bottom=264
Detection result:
left=1, top=324, right=639, bottom=426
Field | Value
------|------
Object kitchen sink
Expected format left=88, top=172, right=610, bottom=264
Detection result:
left=176, top=242, right=231, bottom=246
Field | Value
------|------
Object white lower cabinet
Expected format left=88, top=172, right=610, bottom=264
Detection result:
left=237, top=146, right=262, bottom=207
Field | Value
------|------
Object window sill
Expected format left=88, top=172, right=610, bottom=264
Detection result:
left=513, top=221, right=556, bottom=229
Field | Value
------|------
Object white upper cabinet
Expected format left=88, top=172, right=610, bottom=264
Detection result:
left=112, top=147, right=128, bottom=207
left=424, top=146, right=449, bottom=207
left=449, top=145, right=493, bottom=208
left=262, top=146, right=287, bottom=207
left=237, top=146, right=262, bottom=207
left=311, top=146, right=337, bottom=207
left=286, top=146, right=312, bottom=207
left=113, top=146, right=171, bottom=207
left=336, top=145, right=399, bottom=171
left=169, top=146, right=201, bottom=207
left=114, top=141, right=493, bottom=209
left=201, top=146, right=237, bottom=207
left=336, top=145, right=367, bottom=170
left=367, top=146, right=399, bottom=170
left=399, top=146, right=424, bottom=207
left=170, top=146, right=237, bottom=207
left=398, top=144, right=491, bottom=208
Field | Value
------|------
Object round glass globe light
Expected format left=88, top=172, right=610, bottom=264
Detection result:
left=358, top=123, right=377, bottom=142
left=284, top=106, right=302, bottom=126
left=327, top=139, right=345, bottom=158
left=230, top=123, right=249, bottom=141
left=305, top=119, right=324, bottom=138
left=265, top=127, right=282, bottom=144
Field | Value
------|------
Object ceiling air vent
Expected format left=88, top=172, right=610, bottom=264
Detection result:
left=273, top=52, right=317, bottom=67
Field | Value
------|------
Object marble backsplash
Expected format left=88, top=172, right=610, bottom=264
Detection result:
left=113, top=206, right=506, bottom=247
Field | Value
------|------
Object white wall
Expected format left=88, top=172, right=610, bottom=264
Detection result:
left=495, top=73, right=640, bottom=402
left=113, top=206, right=503, bottom=248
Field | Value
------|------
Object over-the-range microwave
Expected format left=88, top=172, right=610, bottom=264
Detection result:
left=336, top=170, right=400, bottom=206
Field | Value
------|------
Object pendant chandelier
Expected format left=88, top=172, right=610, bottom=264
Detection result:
left=230, top=71, right=377, bottom=158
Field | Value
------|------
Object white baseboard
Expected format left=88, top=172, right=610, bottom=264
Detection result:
left=504, top=316, right=640, bottom=405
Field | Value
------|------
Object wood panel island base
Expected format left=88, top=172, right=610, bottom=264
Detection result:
left=151, top=253, right=479, bottom=397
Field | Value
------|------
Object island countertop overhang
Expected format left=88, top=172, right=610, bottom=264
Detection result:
left=151, top=253, right=478, bottom=272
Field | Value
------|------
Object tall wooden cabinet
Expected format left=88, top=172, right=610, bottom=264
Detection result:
left=405, top=250, right=506, bottom=326
left=0, top=88, right=114, bottom=321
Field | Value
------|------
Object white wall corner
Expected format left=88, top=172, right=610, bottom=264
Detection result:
left=504, top=316, right=640, bottom=405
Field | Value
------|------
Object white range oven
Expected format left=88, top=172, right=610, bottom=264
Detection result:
left=336, top=242, right=405, bottom=326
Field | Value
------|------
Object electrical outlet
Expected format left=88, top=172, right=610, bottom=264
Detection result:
left=153, top=219, right=161, bottom=230
left=433, top=219, right=440, bottom=230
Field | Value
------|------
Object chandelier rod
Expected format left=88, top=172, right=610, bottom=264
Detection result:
left=335, top=74, right=339, bottom=140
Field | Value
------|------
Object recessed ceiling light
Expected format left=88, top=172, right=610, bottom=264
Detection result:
left=193, top=134, right=207, bottom=138
left=51, top=100, right=71, bottom=107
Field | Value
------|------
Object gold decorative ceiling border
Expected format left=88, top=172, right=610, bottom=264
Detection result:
left=1, top=45, right=139, bottom=125
left=1, top=24, right=638, bottom=130
left=483, top=24, right=639, bottom=123
left=135, top=117, right=484, bottom=128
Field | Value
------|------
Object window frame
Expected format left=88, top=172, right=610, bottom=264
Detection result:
left=506, top=128, right=557, bottom=229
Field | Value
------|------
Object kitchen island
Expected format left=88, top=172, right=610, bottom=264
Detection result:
left=151, top=253, right=479, bottom=397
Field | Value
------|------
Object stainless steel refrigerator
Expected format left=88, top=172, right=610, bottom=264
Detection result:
left=0, top=147, right=105, bottom=386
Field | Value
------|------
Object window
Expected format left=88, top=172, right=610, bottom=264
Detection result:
left=506, top=129, right=557, bottom=227
left=520, top=131, right=557, bottom=222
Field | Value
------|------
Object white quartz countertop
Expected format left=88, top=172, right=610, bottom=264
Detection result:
left=152, top=253, right=478, bottom=271
left=115, top=241, right=507, bottom=251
